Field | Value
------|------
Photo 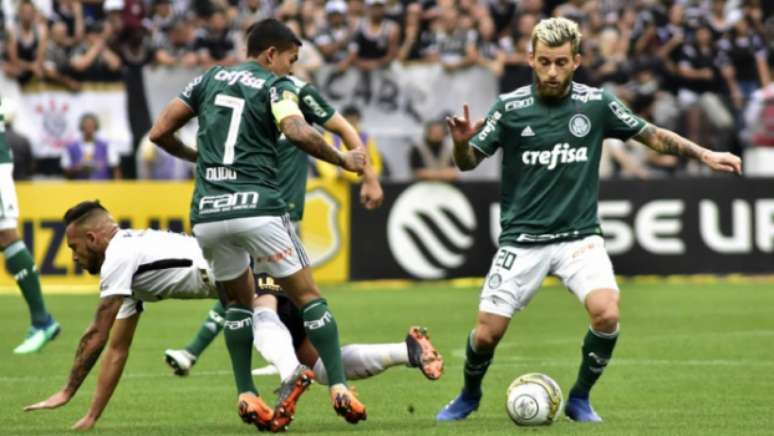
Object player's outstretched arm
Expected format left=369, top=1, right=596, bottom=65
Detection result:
left=72, top=313, right=140, bottom=431
left=323, top=113, right=384, bottom=209
left=634, top=124, right=742, bottom=175
left=280, top=114, right=367, bottom=173
left=149, top=98, right=198, bottom=163
left=24, top=296, right=123, bottom=415
left=447, top=104, right=487, bottom=171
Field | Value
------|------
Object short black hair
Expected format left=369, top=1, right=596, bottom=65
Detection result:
left=64, top=200, right=108, bottom=227
left=245, top=18, right=302, bottom=58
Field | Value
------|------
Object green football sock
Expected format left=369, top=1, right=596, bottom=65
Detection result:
left=569, top=327, right=619, bottom=398
left=5, top=241, right=50, bottom=327
left=223, top=304, right=258, bottom=395
left=462, top=331, right=493, bottom=398
left=185, top=301, right=226, bottom=357
left=300, top=298, right=346, bottom=386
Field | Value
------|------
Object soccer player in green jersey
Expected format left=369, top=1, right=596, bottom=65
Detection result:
left=436, top=17, right=742, bottom=423
left=148, top=19, right=368, bottom=429
left=0, top=99, right=60, bottom=354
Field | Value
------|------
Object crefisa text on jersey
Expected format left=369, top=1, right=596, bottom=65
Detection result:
left=206, top=166, right=237, bottom=181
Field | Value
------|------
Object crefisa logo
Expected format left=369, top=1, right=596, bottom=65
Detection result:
left=387, top=182, right=476, bottom=279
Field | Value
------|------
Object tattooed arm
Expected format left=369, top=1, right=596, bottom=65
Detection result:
left=24, top=296, right=123, bottom=414
left=634, top=123, right=742, bottom=174
left=279, top=115, right=366, bottom=173
left=447, top=105, right=487, bottom=171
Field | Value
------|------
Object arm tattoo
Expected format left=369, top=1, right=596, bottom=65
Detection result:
left=635, top=124, right=708, bottom=160
left=64, top=298, right=117, bottom=393
left=282, top=117, right=344, bottom=166
left=453, top=141, right=482, bottom=171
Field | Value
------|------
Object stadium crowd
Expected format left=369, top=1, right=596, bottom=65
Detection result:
left=1, top=0, right=773, bottom=180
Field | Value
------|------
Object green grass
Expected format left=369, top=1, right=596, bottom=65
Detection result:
left=2, top=281, right=773, bottom=435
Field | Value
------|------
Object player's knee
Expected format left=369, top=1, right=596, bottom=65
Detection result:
left=473, top=326, right=503, bottom=351
left=591, top=306, right=619, bottom=333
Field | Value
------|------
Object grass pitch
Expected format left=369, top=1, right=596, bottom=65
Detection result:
left=2, top=281, right=773, bottom=435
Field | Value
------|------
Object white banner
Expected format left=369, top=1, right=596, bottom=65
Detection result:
left=13, top=83, right=132, bottom=158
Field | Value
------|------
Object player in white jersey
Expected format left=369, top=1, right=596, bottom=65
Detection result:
left=23, top=200, right=442, bottom=431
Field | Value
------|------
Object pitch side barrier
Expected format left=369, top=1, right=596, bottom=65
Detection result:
left=7, top=178, right=773, bottom=289
left=350, top=179, right=774, bottom=279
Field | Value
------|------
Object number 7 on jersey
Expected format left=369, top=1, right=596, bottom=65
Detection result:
left=214, top=94, right=245, bottom=165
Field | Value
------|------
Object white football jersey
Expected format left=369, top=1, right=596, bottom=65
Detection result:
left=99, top=229, right=216, bottom=319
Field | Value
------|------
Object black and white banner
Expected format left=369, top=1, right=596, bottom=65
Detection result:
left=350, top=179, right=774, bottom=279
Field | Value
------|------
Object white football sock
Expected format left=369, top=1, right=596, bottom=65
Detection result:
left=252, top=308, right=300, bottom=382
left=313, top=343, right=408, bottom=385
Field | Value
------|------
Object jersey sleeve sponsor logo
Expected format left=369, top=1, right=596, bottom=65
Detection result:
left=608, top=101, right=639, bottom=128
left=568, top=114, right=591, bottom=138
left=505, top=97, right=534, bottom=112
left=521, top=143, right=588, bottom=170
left=182, top=75, right=203, bottom=98
left=302, top=94, right=329, bottom=118
left=571, top=83, right=603, bottom=103
left=199, top=191, right=259, bottom=214
left=477, top=111, right=502, bottom=142
left=213, top=70, right=266, bottom=89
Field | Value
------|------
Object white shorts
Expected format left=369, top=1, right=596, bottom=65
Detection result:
left=479, top=235, right=619, bottom=318
left=0, top=163, right=18, bottom=230
left=192, top=215, right=310, bottom=282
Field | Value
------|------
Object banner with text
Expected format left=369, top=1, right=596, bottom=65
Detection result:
left=1, top=180, right=349, bottom=289
left=350, top=179, right=774, bottom=279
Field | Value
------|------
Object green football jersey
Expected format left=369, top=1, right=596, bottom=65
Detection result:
left=178, top=62, right=301, bottom=224
left=278, top=77, right=335, bottom=222
left=0, top=99, right=13, bottom=164
left=470, top=82, right=647, bottom=246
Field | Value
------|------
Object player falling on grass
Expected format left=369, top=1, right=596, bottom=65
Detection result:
left=0, top=98, right=60, bottom=354
left=436, top=17, right=742, bottom=423
left=148, top=18, right=368, bottom=429
left=22, top=201, right=441, bottom=431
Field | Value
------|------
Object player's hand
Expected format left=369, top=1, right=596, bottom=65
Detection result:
left=446, top=104, right=485, bottom=146
left=341, top=149, right=367, bottom=173
left=701, top=150, right=742, bottom=175
left=24, top=389, right=72, bottom=411
left=360, top=177, right=384, bottom=209
left=72, top=415, right=97, bottom=431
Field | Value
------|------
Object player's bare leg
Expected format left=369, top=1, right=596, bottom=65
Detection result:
left=566, top=288, right=620, bottom=423
left=437, top=312, right=509, bottom=421
left=220, top=268, right=274, bottom=430
left=276, top=268, right=367, bottom=424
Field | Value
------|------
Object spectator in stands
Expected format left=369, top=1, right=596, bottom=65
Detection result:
left=61, top=113, right=122, bottom=180
left=193, top=7, right=238, bottom=68
left=51, top=0, right=84, bottom=46
left=43, top=20, right=81, bottom=91
left=499, top=13, right=536, bottom=91
left=677, top=23, right=734, bottom=151
left=284, top=18, right=323, bottom=83
left=314, top=0, right=353, bottom=65
left=718, top=15, right=771, bottom=111
left=428, top=7, right=478, bottom=71
left=146, top=0, right=177, bottom=36
left=4, top=0, right=48, bottom=84
left=1, top=99, right=35, bottom=180
left=317, top=105, right=385, bottom=181
left=233, top=0, right=275, bottom=32
left=153, top=17, right=197, bottom=67
left=345, top=0, right=399, bottom=71
left=744, top=80, right=774, bottom=148
left=69, top=21, right=122, bottom=82
left=409, top=119, right=458, bottom=182
left=397, top=2, right=435, bottom=62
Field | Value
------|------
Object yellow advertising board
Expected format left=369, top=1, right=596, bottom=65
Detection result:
left=0, top=180, right=349, bottom=292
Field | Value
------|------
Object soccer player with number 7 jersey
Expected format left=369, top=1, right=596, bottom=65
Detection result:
left=148, top=19, right=368, bottom=429
left=436, top=17, right=742, bottom=424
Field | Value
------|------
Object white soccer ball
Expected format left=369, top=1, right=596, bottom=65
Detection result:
left=505, top=373, right=563, bottom=426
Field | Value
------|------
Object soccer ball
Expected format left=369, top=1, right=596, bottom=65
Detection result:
left=505, top=373, right=563, bottom=426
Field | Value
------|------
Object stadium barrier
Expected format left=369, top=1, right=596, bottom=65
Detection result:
left=2, top=180, right=349, bottom=289
left=5, top=178, right=773, bottom=289
left=350, top=179, right=774, bottom=279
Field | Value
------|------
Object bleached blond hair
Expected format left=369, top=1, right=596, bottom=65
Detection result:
left=531, top=17, right=582, bottom=56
